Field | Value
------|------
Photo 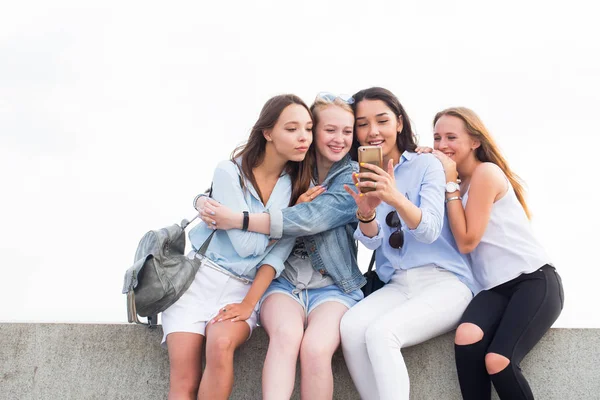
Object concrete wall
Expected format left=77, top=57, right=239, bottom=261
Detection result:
left=1, top=324, right=598, bottom=399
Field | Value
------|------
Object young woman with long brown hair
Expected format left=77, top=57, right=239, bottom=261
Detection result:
left=161, top=94, right=313, bottom=400
left=340, top=88, right=476, bottom=400
left=196, top=93, right=367, bottom=399
left=431, top=107, right=564, bottom=400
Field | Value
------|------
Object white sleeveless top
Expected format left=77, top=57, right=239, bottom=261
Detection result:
left=462, top=168, right=550, bottom=290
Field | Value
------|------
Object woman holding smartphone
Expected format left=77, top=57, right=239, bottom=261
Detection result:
left=430, top=107, right=563, bottom=400
left=341, top=87, right=476, bottom=400
left=162, top=94, right=313, bottom=400
left=197, top=93, right=372, bottom=400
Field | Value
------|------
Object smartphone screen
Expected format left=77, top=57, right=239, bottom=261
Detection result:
left=357, top=146, right=383, bottom=193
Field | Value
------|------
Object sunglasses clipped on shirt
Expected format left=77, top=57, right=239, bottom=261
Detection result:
left=316, top=92, right=355, bottom=105
left=386, top=193, right=410, bottom=249
left=386, top=211, right=405, bottom=249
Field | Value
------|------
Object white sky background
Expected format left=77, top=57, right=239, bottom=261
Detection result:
left=1, top=1, right=598, bottom=327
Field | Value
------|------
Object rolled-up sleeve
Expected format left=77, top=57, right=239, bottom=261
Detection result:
left=258, top=236, right=295, bottom=278
left=268, top=208, right=284, bottom=240
left=407, top=159, right=445, bottom=244
left=354, top=221, right=383, bottom=250
left=211, top=162, right=271, bottom=257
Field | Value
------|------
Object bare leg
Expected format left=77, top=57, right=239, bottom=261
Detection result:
left=260, top=294, right=306, bottom=400
left=300, top=302, right=349, bottom=400
left=166, top=332, right=204, bottom=400
left=198, top=320, right=250, bottom=400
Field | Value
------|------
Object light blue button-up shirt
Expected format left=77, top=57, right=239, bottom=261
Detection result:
left=188, top=160, right=295, bottom=280
left=355, top=152, right=476, bottom=293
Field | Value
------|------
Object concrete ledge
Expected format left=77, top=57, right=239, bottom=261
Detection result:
left=1, top=324, right=598, bottom=399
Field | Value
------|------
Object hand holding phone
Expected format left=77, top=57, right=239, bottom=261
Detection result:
left=357, top=146, right=383, bottom=193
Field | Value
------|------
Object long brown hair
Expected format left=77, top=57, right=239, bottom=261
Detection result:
left=231, top=94, right=313, bottom=206
left=350, top=87, right=418, bottom=160
left=433, top=107, right=531, bottom=219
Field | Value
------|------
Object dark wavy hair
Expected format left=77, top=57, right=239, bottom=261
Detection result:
left=231, top=94, right=314, bottom=206
left=349, top=87, right=418, bottom=160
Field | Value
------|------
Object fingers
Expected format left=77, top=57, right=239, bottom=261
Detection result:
left=204, top=204, right=217, bottom=216
left=200, top=211, right=217, bottom=228
left=206, top=198, right=221, bottom=208
left=211, top=304, right=237, bottom=323
left=387, top=159, right=394, bottom=176
left=308, top=185, right=326, bottom=200
left=359, top=162, right=387, bottom=176
left=416, top=146, right=433, bottom=154
left=210, top=306, right=225, bottom=324
left=211, top=304, right=251, bottom=323
left=355, top=172, right=383, bottom=182
left=195, top=196, right=207, bottom=211
left=298, top=185, right=327, bottom=204
left=343, top=184, right=361, bottom=202
left=356, top=180, right=380, bottom=191
left=432, top=150, right=446, bottom=161
left=200, top=205, right=218, bottom=227
left=197, top=197, right=220, bottom=211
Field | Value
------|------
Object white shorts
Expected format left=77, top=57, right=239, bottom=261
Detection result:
left=160, top=257, right=258, bottom=347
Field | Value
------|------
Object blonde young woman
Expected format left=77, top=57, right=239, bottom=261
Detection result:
left=162, top=94, right=313, bottom=400
left=430, top=107, right=563, bottom=400
left=197, top=93, right=368, bottom=399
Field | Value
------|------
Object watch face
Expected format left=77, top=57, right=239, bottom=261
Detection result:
left=446, top=182, right=459, bottom=193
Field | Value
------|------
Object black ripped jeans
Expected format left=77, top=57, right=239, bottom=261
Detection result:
left=455, top=264, right=564, bottom=400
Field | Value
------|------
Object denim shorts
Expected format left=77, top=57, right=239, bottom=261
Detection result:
left=261, top=277, right=364, bottom=317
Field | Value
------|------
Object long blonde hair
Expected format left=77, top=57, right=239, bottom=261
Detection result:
left=433, top=107, right=531, bottom=219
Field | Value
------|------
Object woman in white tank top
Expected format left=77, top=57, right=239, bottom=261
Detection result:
left=426, top=107, right=564, bottom=400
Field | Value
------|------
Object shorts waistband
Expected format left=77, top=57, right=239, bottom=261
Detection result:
left=193, top=254, right=252, bottom=285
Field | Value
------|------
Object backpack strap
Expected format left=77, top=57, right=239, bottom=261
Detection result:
left=367, top=251, right=376, bottom=272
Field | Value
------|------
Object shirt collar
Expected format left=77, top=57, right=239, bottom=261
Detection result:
left=395, top=150, right=414, bottom=169
left=401, top=150, right=415, bottom=162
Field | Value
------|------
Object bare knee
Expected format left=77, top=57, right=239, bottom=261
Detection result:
left=485, top=352, right=510, bottom=375
left=300, top=338, right=335, bottom=368
left=268, top=323, right=303, bottom=350
left=169, top=368, right=200, bottom=398
left=206, top=336, right=234, bottom=367
left=455, top=323, right=484, bottom=345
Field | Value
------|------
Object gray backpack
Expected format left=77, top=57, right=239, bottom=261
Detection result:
left=122, top=216, right=215, bottom=326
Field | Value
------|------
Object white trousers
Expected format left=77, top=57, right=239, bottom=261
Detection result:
left=340, top=265, right=472, bottom=400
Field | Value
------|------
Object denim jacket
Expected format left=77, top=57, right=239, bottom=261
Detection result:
left=268, top=155, right=366, bottom=293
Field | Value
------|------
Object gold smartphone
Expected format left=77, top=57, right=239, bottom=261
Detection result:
left=357, top=146, right=383, bottom=193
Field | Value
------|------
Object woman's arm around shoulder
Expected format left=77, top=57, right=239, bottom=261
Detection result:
left=276, top=162, right=358, bottom=237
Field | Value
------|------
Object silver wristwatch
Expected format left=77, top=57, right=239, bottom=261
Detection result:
left=445, top=181, right=460, bottom=193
